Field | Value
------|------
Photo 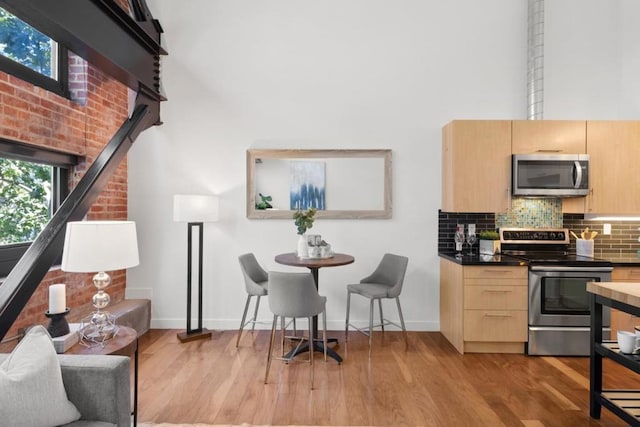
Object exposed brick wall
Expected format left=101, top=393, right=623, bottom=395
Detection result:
left=68, top=53, right=88, bottom=105
left=0, top=63, right=131, bottom=338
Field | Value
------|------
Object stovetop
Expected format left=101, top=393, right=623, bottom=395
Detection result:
left=501, top=251, right=612, bottom=267
left=499, top=227, right=613, bottom=268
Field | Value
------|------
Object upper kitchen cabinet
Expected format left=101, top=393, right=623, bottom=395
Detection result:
left=512, top=120, right=587, bottom=214
left=511, top=120, right=586, bottom=154
left=442, top=120, right=511, bottom=213
left=587, top=121, right=640, bottom=214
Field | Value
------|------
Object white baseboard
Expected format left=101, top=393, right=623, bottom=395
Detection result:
left=151, top=318, right=439, bottom=332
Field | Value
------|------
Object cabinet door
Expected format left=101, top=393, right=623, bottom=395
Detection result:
left=441, top=120, right=511, bottom=213
left=512, top=120, right=586, bottom=154
left=463, top=310, right=528, bottom=341
left=464, top=286, right=528, bottom=310
left=440, top=259, right=464, bottom=354
left=512, top=120, right=587, bottom=214
left=587, top=121, right=640, bottom=214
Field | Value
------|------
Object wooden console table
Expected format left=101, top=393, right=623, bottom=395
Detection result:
left=588, top=282, right=640, bottom=426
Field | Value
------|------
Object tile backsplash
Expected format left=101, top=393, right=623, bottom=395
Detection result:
left=438, top=211, right=495, bottom=252
left=563, top=214, right=640, bottom=258
left=439, top=199, right=640, bottom=258
left=496, top=198, right=563, bottom=229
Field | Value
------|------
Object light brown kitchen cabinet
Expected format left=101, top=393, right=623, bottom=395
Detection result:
left=512, top=120, right=587, bottom=213
left=587, top=121, right=640, bottom=214
left=440, top=259, right=528, bottom=354
left=441, top=120, right=511, bottom=213
left=610, top=267, right=640, bottom=336
left=511, top=120, right=586, bottom=154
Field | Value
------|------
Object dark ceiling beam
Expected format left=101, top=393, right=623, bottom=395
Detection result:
left=0, top=0, right=167, bottom=101
left=0, top=104, right=156, bottom=340
left=0, top=0, right=167, bottom=338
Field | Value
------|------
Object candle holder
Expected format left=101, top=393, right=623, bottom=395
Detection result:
left=45, top=308, right=70, bottom=338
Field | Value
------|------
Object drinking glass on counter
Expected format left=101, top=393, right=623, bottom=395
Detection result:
left=454, top=229, right=465, bottom=258
left=466, top=232, right=477, bottom=255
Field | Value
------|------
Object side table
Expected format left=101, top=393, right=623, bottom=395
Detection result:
left=66, top=326, right=138, bottom=426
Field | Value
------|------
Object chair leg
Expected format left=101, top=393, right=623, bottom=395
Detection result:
left=236, top=295, right=252, bottom=347
left=396, top=297, right=409, bottom=351
left=322, top=309, right=328, bottom=362
left=378, top=299, right=385, bottom=332
left=368, top=298, right=374, bottom=358
left=251, top=295, right=261, bottom=333
left=309, top=316, right=315, bottom=389
left=280, top=316, right=286, bottom=358
left=345, top=290, right=351, bottom=342
left=264, top=315, right=278, bottom=384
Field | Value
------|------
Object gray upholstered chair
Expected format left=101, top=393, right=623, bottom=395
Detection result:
left=345, top=253, right=409, bottom=357
left=237, top=253, right=269, bottom=347
left=264, top=271, right=327, bottom=389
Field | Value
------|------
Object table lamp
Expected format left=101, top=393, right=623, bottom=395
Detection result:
left=61, top=220, right=139, bottom=342
left=173, top=194, right=219, bottom=342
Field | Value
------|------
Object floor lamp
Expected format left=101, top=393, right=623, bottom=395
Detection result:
left=173, top=194, right=219, bottom=343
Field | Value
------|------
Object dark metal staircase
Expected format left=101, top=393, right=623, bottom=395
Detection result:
left=0, top=0, right=167, bottom=340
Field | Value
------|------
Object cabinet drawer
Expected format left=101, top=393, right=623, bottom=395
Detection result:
left=464, top=286, right=527, bottom=310
left=463, top=310, right=528, bottom=342
left=612, top=268, right=640, bottom=281
left=463, top=266, right=527, bottom=280
left=465, top=278, right=527, bottom=287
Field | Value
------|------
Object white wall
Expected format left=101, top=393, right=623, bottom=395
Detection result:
left=127, top=0, right=638, bottom=331
left=545, top=0, right=640, bottom=118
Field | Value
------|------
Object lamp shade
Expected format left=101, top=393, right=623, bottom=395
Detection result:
left=173, top=194, right=219, bottom=223
left=61, top=221, right=140, bottom=272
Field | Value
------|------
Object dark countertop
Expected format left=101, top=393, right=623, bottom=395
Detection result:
left=440, top=251, right=640, bottom=267
left=606, top=256, right=640, bottom=267
left=438, top=252, right=527, bottom=266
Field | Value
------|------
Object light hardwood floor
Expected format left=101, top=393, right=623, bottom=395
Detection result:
left=138, top=329, right=639, bottom=426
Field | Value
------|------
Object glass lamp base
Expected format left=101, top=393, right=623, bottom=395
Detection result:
left=78, top=311, right=119, bottom=346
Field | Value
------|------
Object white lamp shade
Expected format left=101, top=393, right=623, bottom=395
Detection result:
left=173, top=194, right=219, bottom=222
left=61, top=221, right=140, bottom=272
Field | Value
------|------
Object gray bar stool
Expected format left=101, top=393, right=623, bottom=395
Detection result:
left=264, top=271, right=327, bottom=389
left=345, top=253, right=409, bottom=357
left=236, top=253, right=269, bottom=347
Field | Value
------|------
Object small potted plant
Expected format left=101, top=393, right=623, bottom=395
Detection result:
left=479, top=230, right=501, bottom=255
left=293, top=208, right=317, bottom=257
left=255, top=193, right=273, bottom=210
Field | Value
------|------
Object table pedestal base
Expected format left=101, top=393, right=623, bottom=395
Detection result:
left=284, top=337, right=342, bottom=363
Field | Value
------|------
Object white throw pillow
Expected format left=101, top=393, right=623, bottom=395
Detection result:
left=0, top=325, right=81, bottom=427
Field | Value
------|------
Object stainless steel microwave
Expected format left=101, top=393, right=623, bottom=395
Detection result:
left=512, top=154, right=590, bottom=197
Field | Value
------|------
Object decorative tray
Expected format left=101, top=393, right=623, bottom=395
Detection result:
left=298, top=254, right=335, bottom=260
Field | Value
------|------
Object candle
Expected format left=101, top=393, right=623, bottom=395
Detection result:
left=49, top=284, right=66, bottom=314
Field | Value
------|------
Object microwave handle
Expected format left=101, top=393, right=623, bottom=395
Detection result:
left=573, top=161, right=583, bottom=189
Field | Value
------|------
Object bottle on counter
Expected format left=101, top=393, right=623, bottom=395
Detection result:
left=454, top=224, right=465, bottom=258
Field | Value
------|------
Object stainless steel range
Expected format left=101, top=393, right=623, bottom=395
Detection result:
left=500, top=228, right=612, bottom=356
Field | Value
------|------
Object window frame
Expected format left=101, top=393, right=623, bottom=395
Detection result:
left=0, top=8, right=70, bottom=98
left=0, top=138, right=77, bottom=277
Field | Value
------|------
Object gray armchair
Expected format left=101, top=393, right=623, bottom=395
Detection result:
left=0, top=353, right=131, bottom=427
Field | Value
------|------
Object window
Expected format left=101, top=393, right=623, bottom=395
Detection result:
left=0, top=139, right=76, bottom=277
left=0, top=6, right=68, bottom=97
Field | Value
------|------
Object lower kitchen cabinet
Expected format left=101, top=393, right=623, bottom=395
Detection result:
left=440, top=259, right=528, bottom=354
left=610, top=267, right=640, bottom=336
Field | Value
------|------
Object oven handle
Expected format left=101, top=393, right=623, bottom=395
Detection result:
left=529, top=265, right=613, bottom=273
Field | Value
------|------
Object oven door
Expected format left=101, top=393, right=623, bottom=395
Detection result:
left=529, top=266, right=611, bottom=327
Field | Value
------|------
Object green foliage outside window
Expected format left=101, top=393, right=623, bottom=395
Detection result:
left=0, top=158, right=52, bottom=245
left=0, top=7, right=53, bottom=77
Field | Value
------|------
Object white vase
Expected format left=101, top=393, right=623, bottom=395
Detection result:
left=296, top=234, right=308, bottom=257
